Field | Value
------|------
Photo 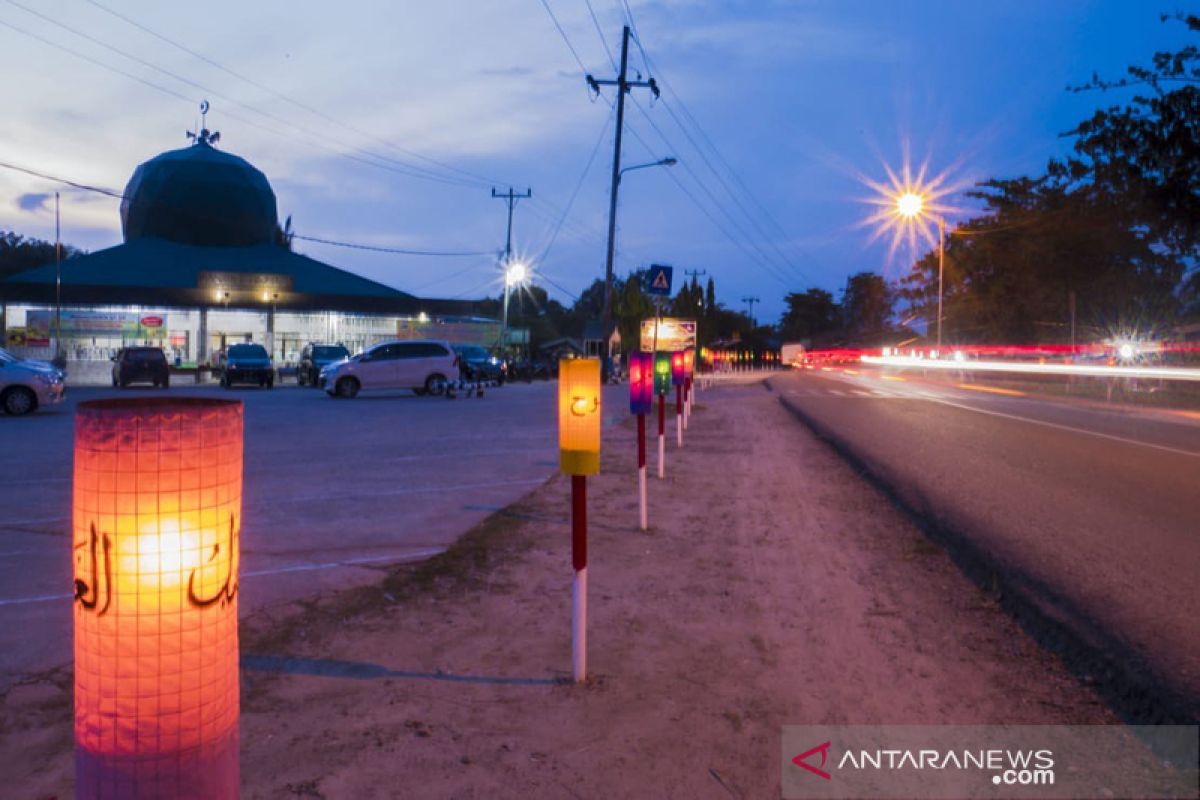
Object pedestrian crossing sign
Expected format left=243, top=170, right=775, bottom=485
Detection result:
left=645, top=264, right=673, bottom=296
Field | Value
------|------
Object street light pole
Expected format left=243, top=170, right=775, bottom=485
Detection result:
left=937, top=215, right=945, bottom=351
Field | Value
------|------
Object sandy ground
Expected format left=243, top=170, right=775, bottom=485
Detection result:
left=1, top=380, right=1114, bottom=799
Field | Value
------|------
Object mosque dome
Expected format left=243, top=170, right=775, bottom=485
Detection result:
left=120, top=132, right=278, bottom=247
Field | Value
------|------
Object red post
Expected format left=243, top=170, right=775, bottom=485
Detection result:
left=676, top=384, right=682, bottom=415
left=637, top=413, right=646, bottom=468
left=571, top=475, right=587, bottom=572
left=658, top=393, right=665, bottom=436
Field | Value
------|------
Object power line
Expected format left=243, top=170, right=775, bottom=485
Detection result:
left=616, top=2, right=822, bottom=285
left=584, top=0, right=617, bottom=71
left=0, top=158, right=494, bottom=258
left=80, top=0, right=506, bottom=190
left=538, top=0, right=590, bottom=75
left=628, top=98, right=795, bottom=287
left=2, top=2, right=487, bottom=190
left=535, top=101, right=615, bottom=265
left=0, top=159, right=124, bottom=199
left=290, top=234, right=492, bottom=257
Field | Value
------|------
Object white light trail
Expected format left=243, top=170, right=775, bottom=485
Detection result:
left=861, top=355, right=1200, bottom=382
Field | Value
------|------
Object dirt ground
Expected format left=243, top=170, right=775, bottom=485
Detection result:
left=2, top=380, right=1115, bottom=799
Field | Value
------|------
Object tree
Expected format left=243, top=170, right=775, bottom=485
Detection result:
left=897, top=13, right=1198, bottom=341
left=1, top=230, right=82, bottom=281
left=841, top=273, right=894, bottom=341
left=779, top=288, right=840, bottom=344
left=1060, top=13, right=1200, bottom=262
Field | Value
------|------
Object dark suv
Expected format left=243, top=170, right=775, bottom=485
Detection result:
left=452, top=344, right=504, bottom=382
left=297, top=343, right=350, bottom=387
left=221, top=343, right=274, bottom=388
left=112, top=347, right=170, bottom=388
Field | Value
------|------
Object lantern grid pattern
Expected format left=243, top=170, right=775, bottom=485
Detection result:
left=74, top=397, right=242, bottom=799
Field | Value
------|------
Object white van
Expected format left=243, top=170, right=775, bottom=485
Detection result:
left=320, top=339, right=458, bottom=399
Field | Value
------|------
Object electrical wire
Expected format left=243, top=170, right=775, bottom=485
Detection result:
left=538, top=0, right=590, bottom=75
left=2, top=1, right=488, bottom=189
left=584, top=0, right=617, bottom=71
left=80, top=0, right=507, bottom=190
left=535, top=103, right=615, bottom=263
left=0, top=159, right=124, bottom=199
left=290, top=234, right=492, bottom=257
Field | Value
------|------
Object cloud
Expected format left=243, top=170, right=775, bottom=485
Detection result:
left=16, top=192, right=52, bottom=212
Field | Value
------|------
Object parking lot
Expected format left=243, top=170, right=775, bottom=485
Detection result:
left=0, top=379, right=579, bottom=691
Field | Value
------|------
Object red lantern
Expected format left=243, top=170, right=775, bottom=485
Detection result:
left=74, top=398, right=242, bottom=799
left=670, top=351, right=686, bottom=386
left=682, top=349, right=695, bottom=377
left=628, top=352, right=654, bottom=415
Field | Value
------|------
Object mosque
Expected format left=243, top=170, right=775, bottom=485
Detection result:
left=0, top=128, right=497, bottom=370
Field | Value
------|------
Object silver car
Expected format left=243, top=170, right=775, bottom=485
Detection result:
left=0, top=346, right=66, bottom=415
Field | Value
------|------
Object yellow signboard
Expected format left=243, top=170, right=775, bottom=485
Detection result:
left=639, top=318, right=697, bottom=352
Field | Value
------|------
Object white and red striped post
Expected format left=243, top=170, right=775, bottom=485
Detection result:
left=657, top=392, right=666, bottom=479
left=571, top=475, right=587, bottom=682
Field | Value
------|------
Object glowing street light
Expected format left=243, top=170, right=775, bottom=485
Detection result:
left=502, top=260, right=530, bottom=352
left=861, top=154, right=969, bottom=352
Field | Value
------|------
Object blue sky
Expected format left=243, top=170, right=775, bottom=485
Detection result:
left=0, top=1, right=1193, bottom=322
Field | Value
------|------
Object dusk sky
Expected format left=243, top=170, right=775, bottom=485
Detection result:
left=0, top=0, right=1193, bottom=322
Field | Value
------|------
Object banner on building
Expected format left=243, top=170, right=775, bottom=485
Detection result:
left=396, top=318, right=502, bottom=347
left=639, top=318, right=697, bottom=352
left=26, top=310, right=170, bottom=342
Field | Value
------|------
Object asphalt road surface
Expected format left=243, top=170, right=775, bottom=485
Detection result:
left=0, top=380, right=608, bottom=691
left=771, top=366, right=1200, bottom=720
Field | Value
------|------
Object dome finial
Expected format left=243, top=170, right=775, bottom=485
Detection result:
left=186, top=99, right=220, bottom=147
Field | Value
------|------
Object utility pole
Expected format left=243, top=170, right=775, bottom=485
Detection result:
left=54, top=191, right=62, bottom=364
left=491, top=186, right=532, bottom=267
left=742, top=296, right=761, bottom=327
left=588, top=26, right=659, bottom=381
left=492, top=186, right=531, bottom=351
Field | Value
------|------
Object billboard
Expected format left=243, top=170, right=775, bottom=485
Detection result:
left=639, top=318, right=697, bottom=352
left=26, top=310, right=169, bottom=345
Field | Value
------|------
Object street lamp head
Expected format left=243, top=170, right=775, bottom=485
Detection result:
left=660, top=157, right=677, bottom=167
left=896, top=191, right=924, bottom=220
left=506, top=261, right=528, bottom=286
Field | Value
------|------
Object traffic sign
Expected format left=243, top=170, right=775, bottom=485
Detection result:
left=645, top=264, right=673, bottom=296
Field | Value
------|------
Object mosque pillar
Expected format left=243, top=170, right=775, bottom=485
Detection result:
left=198, top=307, right=208, bottom=364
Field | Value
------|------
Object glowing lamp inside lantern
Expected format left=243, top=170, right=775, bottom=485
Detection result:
left=558, top=358, right=601, bottom=475
left=73, top=397, right=242, bottom=799
left=653, top=352, right=672, bottom=395
left=682, top=349, right=695, bottom=377
left=629, top=352, right=654, bottom=415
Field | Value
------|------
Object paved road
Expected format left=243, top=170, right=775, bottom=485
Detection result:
left=771, top=366, right=1200, bottom=719
left=0, top=380, right=610, bottom=690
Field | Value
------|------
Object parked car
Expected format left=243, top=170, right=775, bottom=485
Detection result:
left=221, top=343, right=274, bottom=388
left=321, top=339, right=457, bottom=399
left=297, top=343, right=350, bottom=387
left=0, top=346, right=65, bottom=415
left=111, top=346, right=170, bottom=388
left=508, top=356, right=553, bottom=381
left=452, top=344, right=504, bottom=382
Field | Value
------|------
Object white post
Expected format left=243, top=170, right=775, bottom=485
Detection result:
left=676, top=413, right=683, bottom=448
left=658, top=433, right=665, bottom=479
left=638, top=465, right=647, bottom=530
left=572, top=567, right=587, bottom=683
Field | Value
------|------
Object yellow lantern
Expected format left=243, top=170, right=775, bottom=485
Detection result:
left=74, top=397, right=242, bottom=798
left=559, top=358, right=601, bottom=475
